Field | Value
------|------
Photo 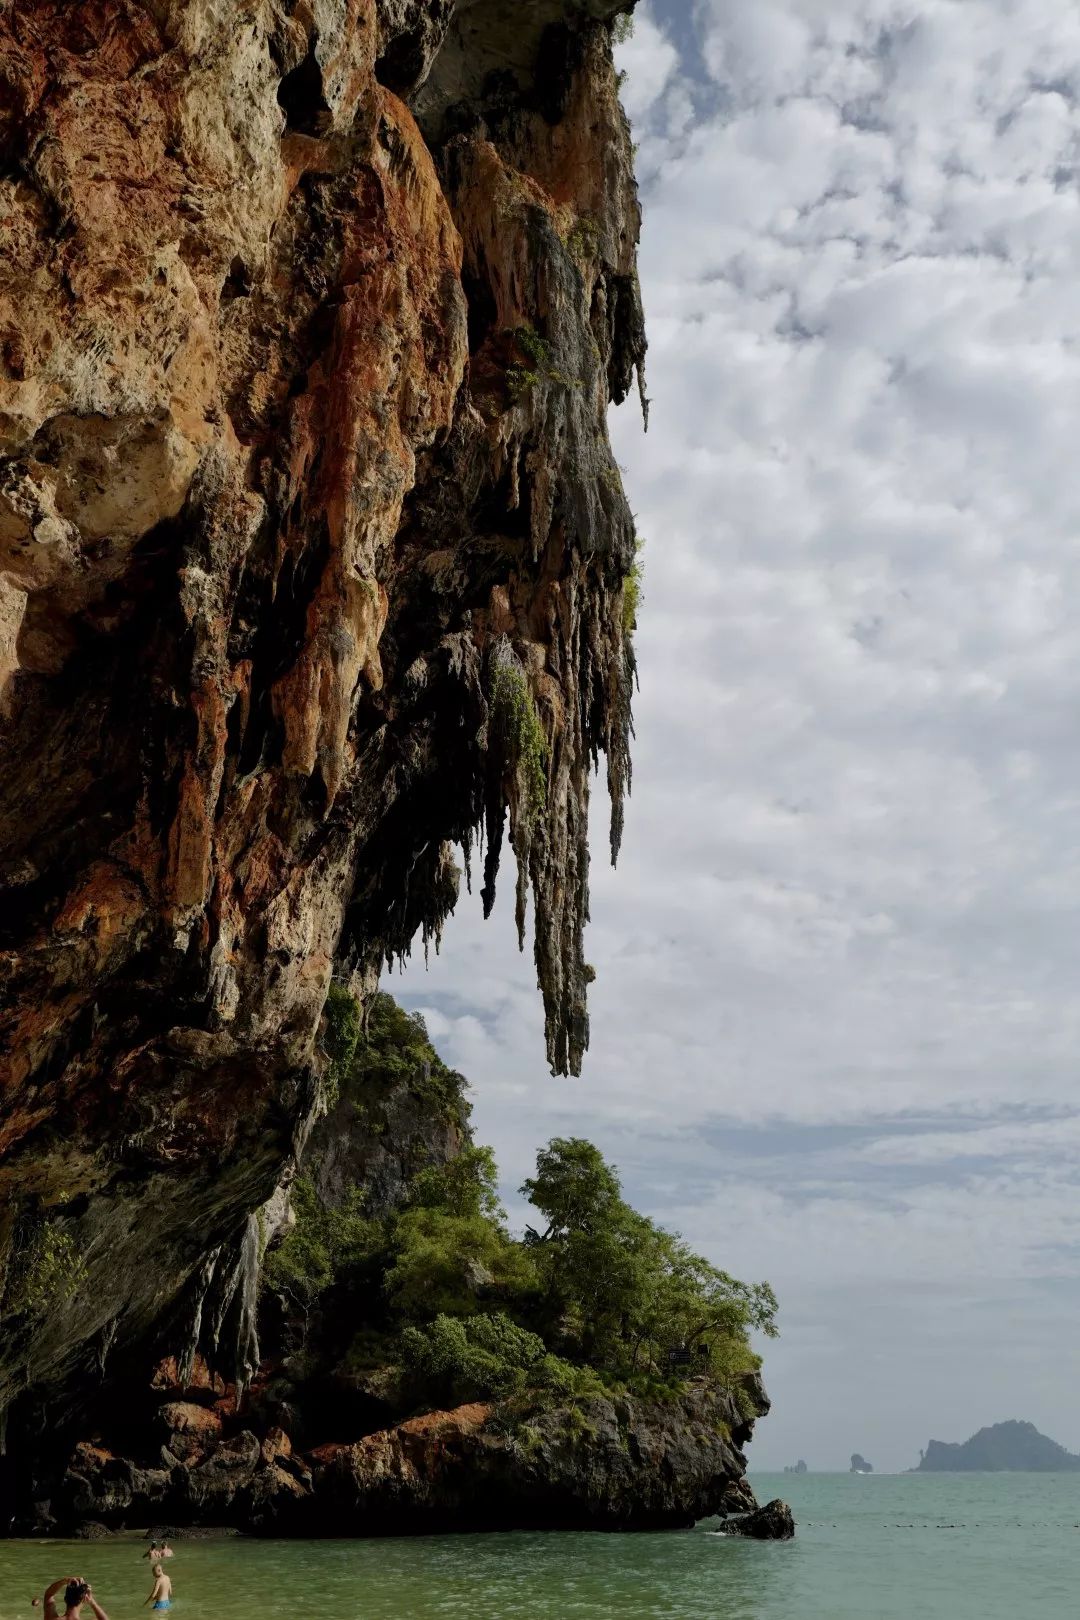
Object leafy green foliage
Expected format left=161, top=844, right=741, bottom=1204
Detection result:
left=262, top=1177, right=378, bottom=1312
left=515, top=325, right=554, bottom=370
left=622, top=538, right=644, bottom=637
left=261, top=993, right=777, bottom=1429
left=321, top=981, right=361, bottom=1108
left=505, top=325, right=581, bottom=401
left=7, top=1220, right=87, bottom=1313
left=355, top=991, right=471, bottom=1131
left=566, top=214, right=601, bottom=262
left=490, top=663, right=548, bottom=820
left=410, top=1145, right=502, bottom=1220
left=521, top=1137, right=777, bottom=1385
left=506, top=366, right=540, bottom=402
left=613, top=13, right=635, bottom=46
left=384, top=1187, right=537, bottom=1320
left=522, top=1137, right=621, bottom=1239
left=399, top=1312, right=595, bottom=1406
left=264, top=993, right=472, bottom=1310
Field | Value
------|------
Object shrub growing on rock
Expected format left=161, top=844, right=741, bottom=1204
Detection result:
left=262, top=1178, right=378, bottom=1312
left=399, top=1312, right=592, bottom=1406
left=261, top=995, right=777, bottom=1430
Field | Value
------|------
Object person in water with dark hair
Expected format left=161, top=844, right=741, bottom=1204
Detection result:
left=37, top=1576, right=110, bottom=1620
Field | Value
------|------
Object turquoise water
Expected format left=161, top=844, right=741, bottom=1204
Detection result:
left=3, top=1472, right=1079, bottom=1619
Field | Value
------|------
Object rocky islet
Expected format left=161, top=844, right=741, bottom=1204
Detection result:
left=916, top=1422, right=1080, bottom=1473
left=22, top=993, right=782, bottom=1538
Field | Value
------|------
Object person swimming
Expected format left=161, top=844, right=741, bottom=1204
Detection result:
left=40, top=1576, right=110, bottom=1620
left=145, top=1564, right=173, bottom=1611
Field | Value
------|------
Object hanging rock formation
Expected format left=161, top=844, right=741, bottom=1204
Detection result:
left=0, top=0, right=644, bottom=1463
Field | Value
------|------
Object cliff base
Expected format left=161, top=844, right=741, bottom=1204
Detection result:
left=34, top=1371, right=769, bottom=1539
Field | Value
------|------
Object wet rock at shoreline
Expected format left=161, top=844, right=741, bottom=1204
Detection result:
left=724, top=1499, right=795, bottom=1540
left=44, top=1380, right=771, bottom=1539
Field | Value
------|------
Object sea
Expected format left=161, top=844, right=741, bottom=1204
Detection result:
left=2, top=1471, right=1078, bottom=1619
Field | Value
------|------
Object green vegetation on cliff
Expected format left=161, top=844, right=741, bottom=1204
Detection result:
left=489, top=662, right=548, bottom=821
left=321, top=981, right=363, bottom=1109
left=518, top=1137, right=778, bottom=1391
left=5, top=1221, right=88, bottom=1315
left=346, top=990, right=472, bottom=1131
left=622, top=536, right=644, bottom=636
left=261, top=1178, right=377, bottom=1312
left=399, top=1312, right=596, bottom=1408
left=262, top=992, right=777, bottom=1420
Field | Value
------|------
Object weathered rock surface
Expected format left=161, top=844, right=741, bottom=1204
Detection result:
left=299, top=1384, right=763, bottom=1536
left=723, top=1499, right=795, bottom=1540
left=0, top=0, right=643, bottom=1471
left=305, top=993, right=468, bottom=1221
left=42, top=1380, right=771, bottom=1538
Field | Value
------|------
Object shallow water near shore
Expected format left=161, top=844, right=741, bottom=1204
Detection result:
left=3, top=1472, right=1079, bottom=1619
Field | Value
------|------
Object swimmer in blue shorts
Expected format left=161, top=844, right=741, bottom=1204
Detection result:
left=145, top=1564, right=173, bottom=1611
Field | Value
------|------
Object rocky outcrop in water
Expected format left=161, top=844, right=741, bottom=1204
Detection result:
left=723, top=1499, right=795, bottom=1540
left=849, top=1452, right=873, bottom=1473
left=296, top=1383, right=765, bottom=1536
left=0, top=0, right=644, bottom=1483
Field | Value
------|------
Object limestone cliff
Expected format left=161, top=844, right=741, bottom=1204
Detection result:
left=0, top=0, right=644, bottom=1466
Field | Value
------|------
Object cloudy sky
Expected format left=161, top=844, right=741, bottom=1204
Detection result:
left=398, top=0, right=1080, bottom=1471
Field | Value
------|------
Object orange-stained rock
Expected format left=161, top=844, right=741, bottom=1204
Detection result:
left=289, top=1385, right=765, bottom=1537
left=0, top=0, right=646, bottom=1457
left=70, top=1442, right=115, bottom=1470
left=261, top=1427, right=292, bottom=1465
left=159, top=1401, right=224, bottom=1439
left=150, top=1355, right=227, bottom=1402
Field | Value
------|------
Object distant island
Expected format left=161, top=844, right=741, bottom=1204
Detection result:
left=784, top=1460, right=808, bottom=1475
left=917, top=1421, right=1080, bottom=1472
left=850, top=1453, right=873, bottom=1474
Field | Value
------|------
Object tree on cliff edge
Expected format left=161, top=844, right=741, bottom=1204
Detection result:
left=520, top=1137, right=777, bottom=1386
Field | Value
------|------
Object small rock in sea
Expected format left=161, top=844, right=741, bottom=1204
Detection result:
left=72, top=1522, right=111, bottom=1541
left=724, top=1500, right=795, bottom=1540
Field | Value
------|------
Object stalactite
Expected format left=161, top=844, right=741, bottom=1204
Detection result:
left=0, top=0, right=645, bottom=1421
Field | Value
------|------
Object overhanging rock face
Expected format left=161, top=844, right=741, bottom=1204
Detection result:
left=0, top=0, right=643, bottom=1421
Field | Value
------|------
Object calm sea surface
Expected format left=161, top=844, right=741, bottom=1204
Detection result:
left=3, top=1472, right=1079, bottom=1619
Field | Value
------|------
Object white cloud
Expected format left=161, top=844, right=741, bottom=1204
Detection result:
left=614, top=12, right=678, bottom=123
